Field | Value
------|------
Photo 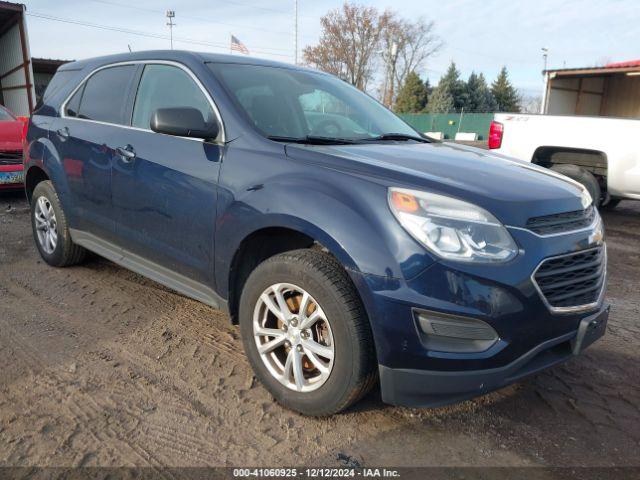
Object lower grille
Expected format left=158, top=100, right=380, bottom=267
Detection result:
left=526, top=206, right=595, bottom=235
left=0, top=151, right=23, bottom=165
left=533, top=246, right=606, bottom=311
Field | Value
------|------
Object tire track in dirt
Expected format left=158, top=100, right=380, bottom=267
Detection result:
left=0, top=319, right=139, bottom=467
left=0, top=315, right=194, bottom=476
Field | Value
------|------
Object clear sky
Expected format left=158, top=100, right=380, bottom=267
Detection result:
left=21, top=0, right=640, bottom=95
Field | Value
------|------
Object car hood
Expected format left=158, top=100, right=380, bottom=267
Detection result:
left=285, top=141, right=587, bottom=227
left=0, top=121, right=22, bottom=152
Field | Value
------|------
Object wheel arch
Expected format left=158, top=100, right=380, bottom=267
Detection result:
left=532, top=146, right=608, bottom=181
left=24, top=165, right=50, bottom=203
left=225, top=221, right=362, bottom=325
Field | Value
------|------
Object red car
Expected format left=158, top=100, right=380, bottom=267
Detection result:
left=0, top=105, right=27, bottom=191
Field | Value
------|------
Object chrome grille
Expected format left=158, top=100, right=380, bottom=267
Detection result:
left=526, top=206, right=595, bottom=235
left=533, top=246, right=606, bottom=311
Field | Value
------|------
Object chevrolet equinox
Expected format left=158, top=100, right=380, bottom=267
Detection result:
left=23, top=51, right=608, bottom=416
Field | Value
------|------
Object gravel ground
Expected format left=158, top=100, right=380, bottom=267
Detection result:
left=1, top=190, right=639, bottom=469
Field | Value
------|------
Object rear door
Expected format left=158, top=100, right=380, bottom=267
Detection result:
left=50, top=64, right=139, bottom=241
left=111, top=62, right=223, bottom=287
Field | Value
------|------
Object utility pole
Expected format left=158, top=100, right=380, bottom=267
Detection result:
left=293, top=0, right=298, bottom=64
left=166, top=10, right=176, bottom=50
left=541, top=47, right=549, bottom=114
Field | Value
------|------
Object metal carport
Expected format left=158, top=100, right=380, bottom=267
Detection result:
left=0, top=1, right=35, bottom=116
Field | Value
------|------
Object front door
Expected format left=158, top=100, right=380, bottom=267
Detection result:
left=111, top=63, right=222, bottom=287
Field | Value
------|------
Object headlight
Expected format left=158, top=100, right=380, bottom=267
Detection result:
left=388, top=187, right=518, bottom=263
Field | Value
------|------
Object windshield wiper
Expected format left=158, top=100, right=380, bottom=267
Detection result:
left=267, top=135, right=358, bottom=145
left=362, top=133, right=430, bottom=143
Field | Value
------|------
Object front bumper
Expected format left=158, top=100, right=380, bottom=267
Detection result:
left=349, top=224, right=608, bottom=408
left=379, top=305, right=608, bottom=407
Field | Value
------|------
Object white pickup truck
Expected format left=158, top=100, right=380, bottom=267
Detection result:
left=489, top=113, right=640, bottom=208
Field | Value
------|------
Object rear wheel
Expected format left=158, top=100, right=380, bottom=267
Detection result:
left=550, top=164, right=601, bottom=206
left=30, top=181, right=86, bottom=267
left=239, top=249, right=377, bottom=416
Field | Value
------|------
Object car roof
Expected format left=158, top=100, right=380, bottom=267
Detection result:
left=58, top=50, right=321, bottom=75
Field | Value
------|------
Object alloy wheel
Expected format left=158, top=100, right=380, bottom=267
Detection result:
left=253, top=283, right=335, bottom=392
left=34, top=196, right=58, bottom=254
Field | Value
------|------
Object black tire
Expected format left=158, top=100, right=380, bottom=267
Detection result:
left=602, top=198, right=622, bottom=210
left=30, top=180, right=86, bottom=267
left=239, top=249, right=377, bottom=416
left=550, top=164, right=601, bottom=206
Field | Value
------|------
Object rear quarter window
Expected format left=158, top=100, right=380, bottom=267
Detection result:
left=41, top=70, right=78, bottom=104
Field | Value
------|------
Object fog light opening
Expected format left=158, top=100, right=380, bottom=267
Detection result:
left=414, top=310, right=499, bottom=354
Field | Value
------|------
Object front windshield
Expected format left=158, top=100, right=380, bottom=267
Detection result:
left=208, top=63, right=420, bottom=142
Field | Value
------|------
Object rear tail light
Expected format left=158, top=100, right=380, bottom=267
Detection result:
left=488, top=121, right=503, bottom=149
left=22, top=119, right=29, bottom=142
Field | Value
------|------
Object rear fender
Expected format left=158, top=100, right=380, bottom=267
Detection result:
left=25, top=128, right=75, bottom=221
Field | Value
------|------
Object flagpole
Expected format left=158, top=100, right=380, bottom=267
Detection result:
left=294, top=0, right=298, bottom=64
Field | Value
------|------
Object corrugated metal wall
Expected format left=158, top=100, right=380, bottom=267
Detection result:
left=601, top=75, right=640, bottom=118
left=0, top=14, right=34, bottom=116
left=399, top=113, right=494, bottom=140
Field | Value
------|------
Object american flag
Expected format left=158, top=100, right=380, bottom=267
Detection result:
left=230, top=35, right=249, bottom=55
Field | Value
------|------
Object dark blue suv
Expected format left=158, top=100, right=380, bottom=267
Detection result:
left=24, top=51, right=608, bottom=416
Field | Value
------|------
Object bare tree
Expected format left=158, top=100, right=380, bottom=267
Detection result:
left=519, top=91, right=542, bottom=114
left=303, top=3, right=388, bottom=90
left=380, top=15, right=442, bottom=106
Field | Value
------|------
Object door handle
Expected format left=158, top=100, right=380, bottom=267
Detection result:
left=56, top=127, right=70, bottom=140
left=116, top=145, right=136, bottom=163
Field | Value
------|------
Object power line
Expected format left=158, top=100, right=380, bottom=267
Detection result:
left=447, top=46, right=531, bottom=65
left=90, top=0, right=315, bottom=18
left=26, top=11, right=293, bottom=58
left=86, top=0, right=316, bottom=39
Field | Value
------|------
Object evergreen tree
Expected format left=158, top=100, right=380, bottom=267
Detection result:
left=426, top=83, right=454, bottom=113
left=424, top=78, right=433, bottom=99
left=394, top=71, right=430, bottom=113
left=437, top=62, right=467, bottom=111
left=491, top=67, right=520, bottom=112
left=465, top=72, right=498, bottom=112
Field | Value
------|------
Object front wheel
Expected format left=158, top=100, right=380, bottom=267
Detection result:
left=239, top=249, right=377, bottom=416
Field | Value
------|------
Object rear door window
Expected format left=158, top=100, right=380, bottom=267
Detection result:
left=68, top=65, right=137, bottom=124
left=131, top=64, right=214, bottom=130
left=65, top=84, right=84, bottom=118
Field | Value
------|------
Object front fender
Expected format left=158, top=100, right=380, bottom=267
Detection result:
left=214, top=165, right=435, bottom=297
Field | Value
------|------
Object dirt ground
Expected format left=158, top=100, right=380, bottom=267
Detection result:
left=1, top=190, right=639, bottom=470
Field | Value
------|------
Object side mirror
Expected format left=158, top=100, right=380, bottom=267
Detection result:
left=150, top=107, right=219, bottom=141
